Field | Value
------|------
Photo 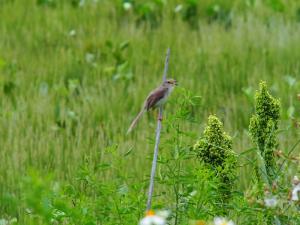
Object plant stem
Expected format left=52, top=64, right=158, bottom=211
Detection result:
left=256, top=144, right=282, bottom=225
left=146, top=48, right=170, bottom=211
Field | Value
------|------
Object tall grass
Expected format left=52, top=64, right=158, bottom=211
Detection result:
left=0, top=0, right=300, bottom=223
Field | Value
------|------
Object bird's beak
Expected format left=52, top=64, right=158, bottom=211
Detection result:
left=174, top=80, right=178, bottom=86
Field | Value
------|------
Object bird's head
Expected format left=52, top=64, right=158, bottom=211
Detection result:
left=163, top=79, right=177, bottom=88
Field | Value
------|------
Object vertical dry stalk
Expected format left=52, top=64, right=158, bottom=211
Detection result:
left=146, top=48, right=170, bottom=211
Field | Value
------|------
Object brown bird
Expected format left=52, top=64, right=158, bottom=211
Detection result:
left=127, top=78, right=177, bottom=134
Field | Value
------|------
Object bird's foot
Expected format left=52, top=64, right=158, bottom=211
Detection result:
left=158, top=115, right=163, bottom=121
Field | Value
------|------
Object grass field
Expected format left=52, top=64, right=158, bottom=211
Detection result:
left=1, top=0, right=300, bottom=224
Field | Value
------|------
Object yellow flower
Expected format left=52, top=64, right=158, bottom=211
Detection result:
left=196, top=220, right=206, bottom=225
left=146, top=210, right=155, bottom=216
left=139, top=210, right=168, bottom=225
left=190, top=220, right=206, bottom=225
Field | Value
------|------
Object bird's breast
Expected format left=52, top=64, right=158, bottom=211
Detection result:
left=155, top=87, right=173, bottom=107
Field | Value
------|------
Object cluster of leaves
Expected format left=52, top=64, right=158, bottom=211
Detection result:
left=37, top=0, right=57, bottom=8
left=115, top=0, right=165, bottom=28
left=18, top=158, right=146, bottom=225
left=193, top=115, right=237, bottom=200
left=52, top=64, right=84, bottom=132
left=80, top=38, right=133, bottom=82
left=133, top=1, right=165, bottom=28
left=249, top=81, right=280, bottom=180
left=179, top=1, right=233, bottom=29
left=36, top=0, right=96, bottom=8
left=119, top=0, right=233, bottom=29
left=82, top=39, right=132, bottom=81
left=103, top=40, right=133, bottom=82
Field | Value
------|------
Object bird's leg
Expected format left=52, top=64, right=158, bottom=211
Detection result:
left=158, top=111, right=163, bottom=121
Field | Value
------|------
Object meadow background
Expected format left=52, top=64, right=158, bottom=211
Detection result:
left=1, top=0, right=300, bottom=224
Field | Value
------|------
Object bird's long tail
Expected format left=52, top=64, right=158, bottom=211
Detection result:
left=127, top=108, right=145, bottom=134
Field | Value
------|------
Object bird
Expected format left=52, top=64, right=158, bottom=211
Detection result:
left=127, top=78, right=177, bottom=134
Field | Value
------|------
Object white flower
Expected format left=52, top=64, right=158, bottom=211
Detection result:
left=291, top=181, right=300, bottom=201
left=264, top=196, right=277, bottom=208
left=0, top=219, right=8, bottom=225
left=190, top=190, right=197, bottom=196
left=292, top=176, right=300, bottom=185
left=291, top=176, right=300, bottom=201
left=85, top=52, right=95, bottom=63
left=174, top=4, right=183, bottom=13
left=123, top=2, right=132, bottom=11
left=69, top=29, right=76, bottom=37
left=139, top=215, right=165, bottom=225
left=139, top=210, right=167, bottom=225
left=214, top=217, right=235, bottom=225
left=79, top=0, right=85, bottom=7
left=156, top=210, right=171, bottom=218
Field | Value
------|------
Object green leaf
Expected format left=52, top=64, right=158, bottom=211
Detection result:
left=287, top=105, right=295, bottom=118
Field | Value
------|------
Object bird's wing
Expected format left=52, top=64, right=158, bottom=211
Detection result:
left=145, top=87, right=167, bottom=111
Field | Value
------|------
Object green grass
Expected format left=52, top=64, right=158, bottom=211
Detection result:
left=1, top=0, right=300, bottom=224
